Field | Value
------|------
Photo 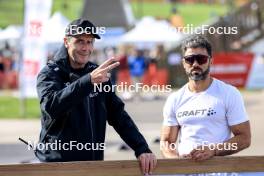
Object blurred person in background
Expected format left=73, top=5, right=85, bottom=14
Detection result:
left=117, top=45, right=129, bottom=72
left=128, top=49, right=147, bottom=99
left=117, top=45, right=133, bottom=100
left=0, top=52, right=4, bottom=73
left=160, top=36, right=251, bottom=163
left=170, top=7, right=184, bottom=29
left=1, top=42, right=15, bottom=72
left=104, top=47, right=118, bottom=85
left=148, top=48, right=158, bottom=86
left=36, top=18, right=156, bottom=175
left=0, top=52, right=5, bottom=89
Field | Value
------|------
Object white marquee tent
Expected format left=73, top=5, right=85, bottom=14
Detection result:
left=120, top=17, right=184, bottom=44
left=0, top=25, right=22, bottom=40
left=43, top=12, right=70, bottom=43
left=0, top=12, right=69, bottom=43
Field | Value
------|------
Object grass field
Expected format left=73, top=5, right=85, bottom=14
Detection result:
left=131, top=2, right=228, bottom=26
left=0, top=88, right=259, bottom=119
left=0, top=96, right=40, bottom=118
left=0, top=0, right=83, bottom=28
left=0, top=0, right=228, bottom=28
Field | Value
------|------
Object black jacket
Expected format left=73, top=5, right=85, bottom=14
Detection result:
left=36, top=45, right=151, bottom=162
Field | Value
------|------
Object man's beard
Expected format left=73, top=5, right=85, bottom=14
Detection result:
left=186, top=66, right=210, bottom=81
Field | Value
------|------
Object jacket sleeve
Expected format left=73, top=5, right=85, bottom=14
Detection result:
left=106, top=87, right=152, bottom=158
left=37, top=67, right=94, bottom=119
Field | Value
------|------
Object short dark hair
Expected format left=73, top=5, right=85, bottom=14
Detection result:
left=181, top=35, right=212, bottom=57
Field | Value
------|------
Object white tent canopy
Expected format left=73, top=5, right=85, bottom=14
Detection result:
left=0, top=25, right=22, bottom=40
left=94, top=27, right=126, bottom=49
left=120, top=17, right=184, bottom=44
left=0, top=12, right=69, bottom=43
left=43, top=12, right=70, bottom=43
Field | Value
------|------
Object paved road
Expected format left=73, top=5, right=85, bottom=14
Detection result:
left=0, top=91, right=264, bottom=164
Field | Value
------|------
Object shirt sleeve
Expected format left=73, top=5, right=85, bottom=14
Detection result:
left=163, top=93, right=179, bottom=126
left=226, top=86, right=249, bottom=126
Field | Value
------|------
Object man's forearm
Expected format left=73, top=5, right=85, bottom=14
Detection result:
left=162, top=149, right=178, bottom=158
left=215, top=134, right=250, bottom=156
left=160, top=141, right=178, bottom=158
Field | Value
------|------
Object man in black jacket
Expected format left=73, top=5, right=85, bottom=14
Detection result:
left=36, top=19, right=156, bottom=175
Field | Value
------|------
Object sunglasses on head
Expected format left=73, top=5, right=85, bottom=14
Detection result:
left=183, top=54, right=210, bottom=65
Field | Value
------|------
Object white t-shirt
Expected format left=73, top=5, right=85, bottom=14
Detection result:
left=163, top=78, right=248, bottom=156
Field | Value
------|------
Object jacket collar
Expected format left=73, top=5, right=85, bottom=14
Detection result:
left=53, top=45, right=71, bottom=72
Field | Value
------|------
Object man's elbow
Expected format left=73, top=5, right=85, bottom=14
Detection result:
left=244, top=137, right=251, bottom=149
left=40, top=99, right=58, bottom=118
left=241, top=135, right=251, bottom=150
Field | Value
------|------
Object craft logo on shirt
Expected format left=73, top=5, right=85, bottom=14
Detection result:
left=206, top=108, right=216, bottom=116
left=177, top=108, right=216, bottom=118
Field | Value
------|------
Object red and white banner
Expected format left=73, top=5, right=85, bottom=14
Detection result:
left=211, top=52, right=264, bottom=89
left=20, top=0, right=52, bottom=97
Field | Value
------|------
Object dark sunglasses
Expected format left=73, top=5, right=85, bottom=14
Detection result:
left=183, top=54, right=210, bottom=65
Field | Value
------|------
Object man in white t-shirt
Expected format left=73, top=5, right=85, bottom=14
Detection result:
left=160, top=36, right=251, bottom=161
